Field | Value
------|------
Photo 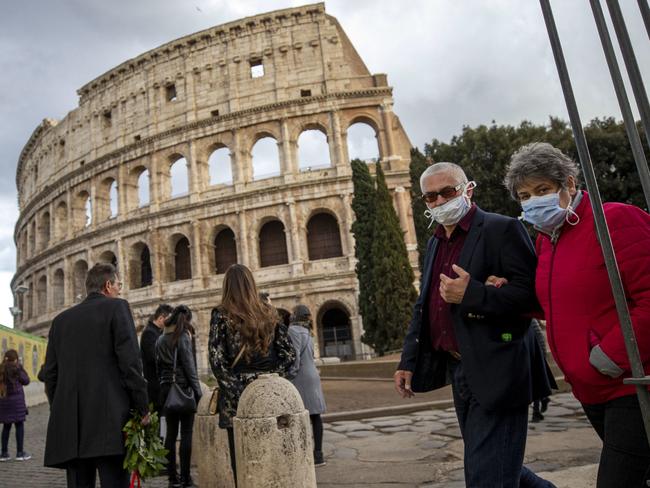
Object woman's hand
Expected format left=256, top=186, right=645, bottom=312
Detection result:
left=485, top=275, right=508, bottom=288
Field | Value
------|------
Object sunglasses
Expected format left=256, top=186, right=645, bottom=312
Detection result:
left=421, top=183, right=463, bottom=204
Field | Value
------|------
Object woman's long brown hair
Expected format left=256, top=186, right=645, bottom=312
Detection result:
left=221, top=264, right=279, bottom=361
left=0, top=349, right=19, bottom=398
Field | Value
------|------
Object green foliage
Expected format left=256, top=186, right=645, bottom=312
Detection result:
left=369, top=163, right=418, bottom=355
left=123, top=406, right=168, bottom=481
left=350, top=159, right=377, bottom=348
left=409, top=148, right=433, bottom=272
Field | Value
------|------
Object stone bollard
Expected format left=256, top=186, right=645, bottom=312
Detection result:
left=234, top=373, right=317, bottom=488
left=193, top=385, right=236, bottom=488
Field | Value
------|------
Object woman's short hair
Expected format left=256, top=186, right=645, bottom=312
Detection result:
left=504, top=142, right=580, bottom=200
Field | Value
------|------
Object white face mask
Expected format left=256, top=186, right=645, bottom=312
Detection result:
left=424, top=181, right=476, bottom=227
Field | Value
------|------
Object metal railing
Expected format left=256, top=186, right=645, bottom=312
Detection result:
left=539, top=0, right=650, bottom=446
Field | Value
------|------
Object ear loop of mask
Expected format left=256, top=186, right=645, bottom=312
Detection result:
left=423, top=181, right=477, bottom=228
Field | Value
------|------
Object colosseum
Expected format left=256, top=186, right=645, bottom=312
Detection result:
left=11, top=3, right=417, bottom=373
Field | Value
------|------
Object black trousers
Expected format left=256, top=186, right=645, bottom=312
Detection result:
left=310, top=414, right=323, bottom=453
left=582, top=394, right=650, bottom=488
left=65, top=455, right=129, bottom=488
left=164, top=410, right=195, bottom=481
left=1, top=422, right=24, bottom=453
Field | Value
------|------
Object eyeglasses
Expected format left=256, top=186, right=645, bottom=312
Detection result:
left=112, top=281, right=123, bottom=290
left=421, top=183, right=463, bottom=204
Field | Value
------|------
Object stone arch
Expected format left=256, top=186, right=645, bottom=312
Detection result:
left=297, top=126, right=331, bottom=171
left=346, top=117, right=380, bottom=163
left=258, top=219, right=288, bottom=267
left=208, top=145, right=233, bottom=186
left=251, top=135, right=281, bottom=180
left=170, top=155, right=189, bottom=198
left=306, top=211, right=343, bottom=260
left=127, top=165, right=150, bottom=209
left=213, top=226, right=237, bottom=274
left=29, top=220, right=36, bottom=255
left=54, top=201, right=68, bottom=241
left=52, top=268, right=65, bottom=309
left=36, top=275, right=47, bottom=316
left=38, top=211, right=51, bottom=250
left=73, top=190, right=92, bottom=229
left=97, top=177, right=118, bottom=221
left=129, top=242, right=153, bottom=289
left=316, top=300, right=354, bottom=359
left=73, top=260, right=88, bottom=302
left=98, top=250, right=117, bottom=267
left=171, top=233, right=192, bottom=281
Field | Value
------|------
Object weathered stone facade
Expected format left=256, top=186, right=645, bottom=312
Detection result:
left=12, top=3, right=417, bottom=372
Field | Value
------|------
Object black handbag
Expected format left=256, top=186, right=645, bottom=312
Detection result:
left=163, top=347, right=197, bottom=414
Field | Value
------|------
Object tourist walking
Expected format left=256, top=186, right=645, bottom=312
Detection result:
left=0, top=349, right=31, bottom=462
left=42, top=263, right=149, bottom=487
left=287, top=304, right=327, bottom=466
left=395, top=162, right=556, bottom=488
left=208, top=264, right=296, bottom=486
left=504, top=142, right=650, bottom=487
left=156, top=305, right=202, bottom=488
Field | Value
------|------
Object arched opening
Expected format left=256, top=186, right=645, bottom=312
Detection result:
left=251, top=137, right=281, bottom=180
left=26, top=283, right=33, bottom=319
left=259, top=220, right=288, bottom=267
left=208, top=147, right=232, bottom=185
left=29, top=221, right=36, bottom=255
left=174, top=236, right=192, bottom=281
left=97, top=177, right=117, bottom=221
left=129, top=242, right=152, bottom=289
left=109, top=180, right=118, bottom=217
left=214, top=227, right=237, bottom=274
left=137, top=169, right=150, bottom=207
left=73, top=260, right=88, bottom=302
left=53, top=269, right=64, bottom=309
left=38, top=212, right=51, bottom=250
left=36, top=276, right=47, bottom=316
left=347, top=121, right=379, bottom=163
left=298, top=129, right=331, bottom=171
left=54, top=201, right=68, bottom=240
left=319, top=304, right=353, bottom=360
left=307, top=213, right=343, bottom=260
left=170, top=157, right=189, bottom=198
left=73, top=191, right=92, bottom=229
left=99, top=250, right=117, bottom=268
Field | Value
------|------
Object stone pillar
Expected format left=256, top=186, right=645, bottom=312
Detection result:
left=116, top=237, right=128, bottom=292
left=330, top=111, right=350, bottom=176
left=341, top=193, right=356, bottom=270
left=280, top=119, right=297, bottom=182
left=64, top=256, right=74, bottom=306
left=150, top=228, right=165, bottom=291
left=393, top=186, right=417, bottom=247
left=89, top=179, right=98, bottom=230
left=232, top=130, right=251, bottom=191
left=65, top=191, right=73, bottom=241
left=118, top=163, right=128, bottom=218
left=286, top=200, right=303, bottom=276
left=380, top=103, right=396, bottom=160
left=188, top=141, right=201, bottom=202
left=149, top=156, right=162, bottom=212
left=234, top=374, right=316, bottom=488
left=191, top=220, right=204, bottom=286
left=237, top=211, right=250, bottom=267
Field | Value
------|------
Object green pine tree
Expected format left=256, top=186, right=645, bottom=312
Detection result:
left=409, top=148, right=433, bottom=272
left=367, top=163, right=418, bottom=355
left=350, top=159, right=377, bottom=350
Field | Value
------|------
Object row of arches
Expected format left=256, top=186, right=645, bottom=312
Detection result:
left=16, top=212, right=345, bottom=321
left=18, top=122, right=378, bottom=263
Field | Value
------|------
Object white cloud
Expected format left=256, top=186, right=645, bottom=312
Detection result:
left=0, top=272, right=16, bottom=328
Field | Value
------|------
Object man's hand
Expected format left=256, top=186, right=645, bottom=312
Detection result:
left=440, top=264, right=470, bottom=304
left=394, top=370, right=414, bottom=398
left=485, top=275, right=508, bottom=288
left=141, top=412, right=151, bottom=426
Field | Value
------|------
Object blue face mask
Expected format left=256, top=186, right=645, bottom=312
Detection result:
left=520, top=192, right=568, bottom=232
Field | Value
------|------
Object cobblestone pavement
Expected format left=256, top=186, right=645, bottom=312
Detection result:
left=0, top=393, right=600, bottom=487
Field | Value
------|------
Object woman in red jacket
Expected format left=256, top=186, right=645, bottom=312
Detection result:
left=504, top=142, right=650, bottom=488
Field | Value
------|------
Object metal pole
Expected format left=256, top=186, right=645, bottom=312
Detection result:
left=590, top=0, right=650, bottom=211
left=539, top=0, right=650, bottom=445
left=606, top=0, right=650, bottom=149
left=639, top=0, right=650, bottom=40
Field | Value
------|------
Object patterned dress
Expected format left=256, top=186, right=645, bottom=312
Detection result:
left=208, top=308, right=296, bottom=428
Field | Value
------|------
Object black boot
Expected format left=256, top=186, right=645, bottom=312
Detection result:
left=168, top=474, right=182, bottom=488
left=314, top=450, right=326, bottom=467
left=181, top=475, right=198, bottom=487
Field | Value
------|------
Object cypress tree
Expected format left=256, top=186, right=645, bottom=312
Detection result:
left=350, top=159, right=377, bottom=349
left=409, top=147, right=433, bottom=272
left=367, top=163, right=418, bottom=355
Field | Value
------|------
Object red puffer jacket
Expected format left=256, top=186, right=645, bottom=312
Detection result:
left=535, top=191, right=650, bottom=405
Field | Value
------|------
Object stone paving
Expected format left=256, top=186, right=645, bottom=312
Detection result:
left=0, top=392, right=600, bottom=487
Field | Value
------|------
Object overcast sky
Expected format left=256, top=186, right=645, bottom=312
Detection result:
left=1, top=0, right=648, bottom=327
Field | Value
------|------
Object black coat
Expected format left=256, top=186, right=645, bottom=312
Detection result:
left=155, top=328, right=202, bottom=407
left=42, top=293, right=148, bottom=468
left=398, top=207, right=556, bottom=411
left=140, top=321, right=163, bottom=411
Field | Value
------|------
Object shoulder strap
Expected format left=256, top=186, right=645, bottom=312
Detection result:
left=231, top=344, right=247, bottom=369
left=172, top=346, right=178, bottom=384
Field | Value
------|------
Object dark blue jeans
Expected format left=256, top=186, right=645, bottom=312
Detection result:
left=449, top=359, right=555, bottom=488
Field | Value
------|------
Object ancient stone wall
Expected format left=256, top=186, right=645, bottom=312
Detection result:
left=12, top=3, right=417, bottom=372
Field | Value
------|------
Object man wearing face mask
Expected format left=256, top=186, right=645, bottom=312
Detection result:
left=395, top=162, right=556, bottom=488
left=505, top=142, right=650, bottom=488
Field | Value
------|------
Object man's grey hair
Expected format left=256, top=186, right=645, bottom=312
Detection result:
left=504, top=142, right=580, bottom=200
left=419, top=162, right=468, bottom=192
left=86, top=262, right=118, bottom=294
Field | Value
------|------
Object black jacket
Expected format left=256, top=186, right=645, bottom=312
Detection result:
left=155, top=327, right=202, bottom=405
left=42, top=293, right=148, bottom=468
left=398, top=207, right=556, bottom=411
left=140, top=321, right=163, bottom=411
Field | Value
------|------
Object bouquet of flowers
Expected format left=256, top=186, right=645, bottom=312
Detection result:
left=123, top=407, right=168, bottom=488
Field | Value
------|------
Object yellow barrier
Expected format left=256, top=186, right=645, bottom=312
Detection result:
left=0, top=324, right=47, bottom=381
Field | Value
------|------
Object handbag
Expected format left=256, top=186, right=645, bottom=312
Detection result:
left=207, top=344, right=247, bottom=416
left=163, top=347, right=197, bottom=414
